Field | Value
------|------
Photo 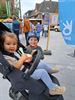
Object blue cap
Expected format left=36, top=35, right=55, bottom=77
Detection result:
left=27, top=32, right=39, bottom=41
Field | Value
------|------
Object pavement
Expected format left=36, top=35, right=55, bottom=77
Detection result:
left=0, top=31, right=75, bottom=100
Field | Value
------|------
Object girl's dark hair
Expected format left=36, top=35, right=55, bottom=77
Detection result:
left=0, top=31, right=18, bottom=51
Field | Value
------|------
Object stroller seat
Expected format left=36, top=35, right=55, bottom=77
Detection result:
left=0, top=51, right=47, bottom=100
left=0, top=22, right=64, bottom=100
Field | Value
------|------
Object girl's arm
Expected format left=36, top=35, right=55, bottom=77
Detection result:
left=7, top=54, right=32, bottom=69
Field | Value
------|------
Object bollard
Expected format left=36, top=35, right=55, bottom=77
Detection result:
left=73, top=50, right=75, bottom=57
left=44, top=25, right=52, bottom=55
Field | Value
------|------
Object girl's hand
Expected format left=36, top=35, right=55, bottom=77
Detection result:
left=25, top=54, right=32, bottom=62
left=20, top=54, right=32, bottom=62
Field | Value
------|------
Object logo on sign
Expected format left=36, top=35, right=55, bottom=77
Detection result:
left=62, top=20, right=72, bottom=40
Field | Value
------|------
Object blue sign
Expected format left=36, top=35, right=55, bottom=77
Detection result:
left=59, top=0, right=75, bottom=45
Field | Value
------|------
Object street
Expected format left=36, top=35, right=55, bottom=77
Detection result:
left=0, top=31, right=75, bottom=100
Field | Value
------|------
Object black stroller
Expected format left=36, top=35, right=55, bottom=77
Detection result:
left=0, top=22, right=64, bottom=100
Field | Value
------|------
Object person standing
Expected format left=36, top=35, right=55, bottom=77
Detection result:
left=23, top=16, right=30, bottom=46
left=30, top=22, right=35, bottom=33
left=19, top=18, right=23, bottom=34
left=36, top=22, right=42, bottom=41
left=43, top=24, right=48, bottom=37
left=12, top=17, right=20, bottom=41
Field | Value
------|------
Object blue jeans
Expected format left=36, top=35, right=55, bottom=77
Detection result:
left=25, top=32, right=29, bottom=46
left=37, top=60, right=53, bottom=73
left=13, top=30, right=20, bottom=41
left=31, top=69, right=56, bottom=89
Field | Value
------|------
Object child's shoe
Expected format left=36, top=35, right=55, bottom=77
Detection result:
left=49, top=86, right=66, bottom=95
left=50, top=67, right=59, bottom=74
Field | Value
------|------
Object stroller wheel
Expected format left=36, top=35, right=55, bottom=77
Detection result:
left=9, top=87, right=28, bottom=100
left=18, top=96, right=27, bottom=100
left=9, top=87, right=22, bottom=100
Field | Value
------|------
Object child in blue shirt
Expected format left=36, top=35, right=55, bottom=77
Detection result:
left=26, top=32, right=59, bottom=74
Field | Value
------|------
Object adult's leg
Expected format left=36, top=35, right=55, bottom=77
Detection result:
left=13, top=30, right=20, bottom=42
left=25, top=32, right=29, bottom=46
